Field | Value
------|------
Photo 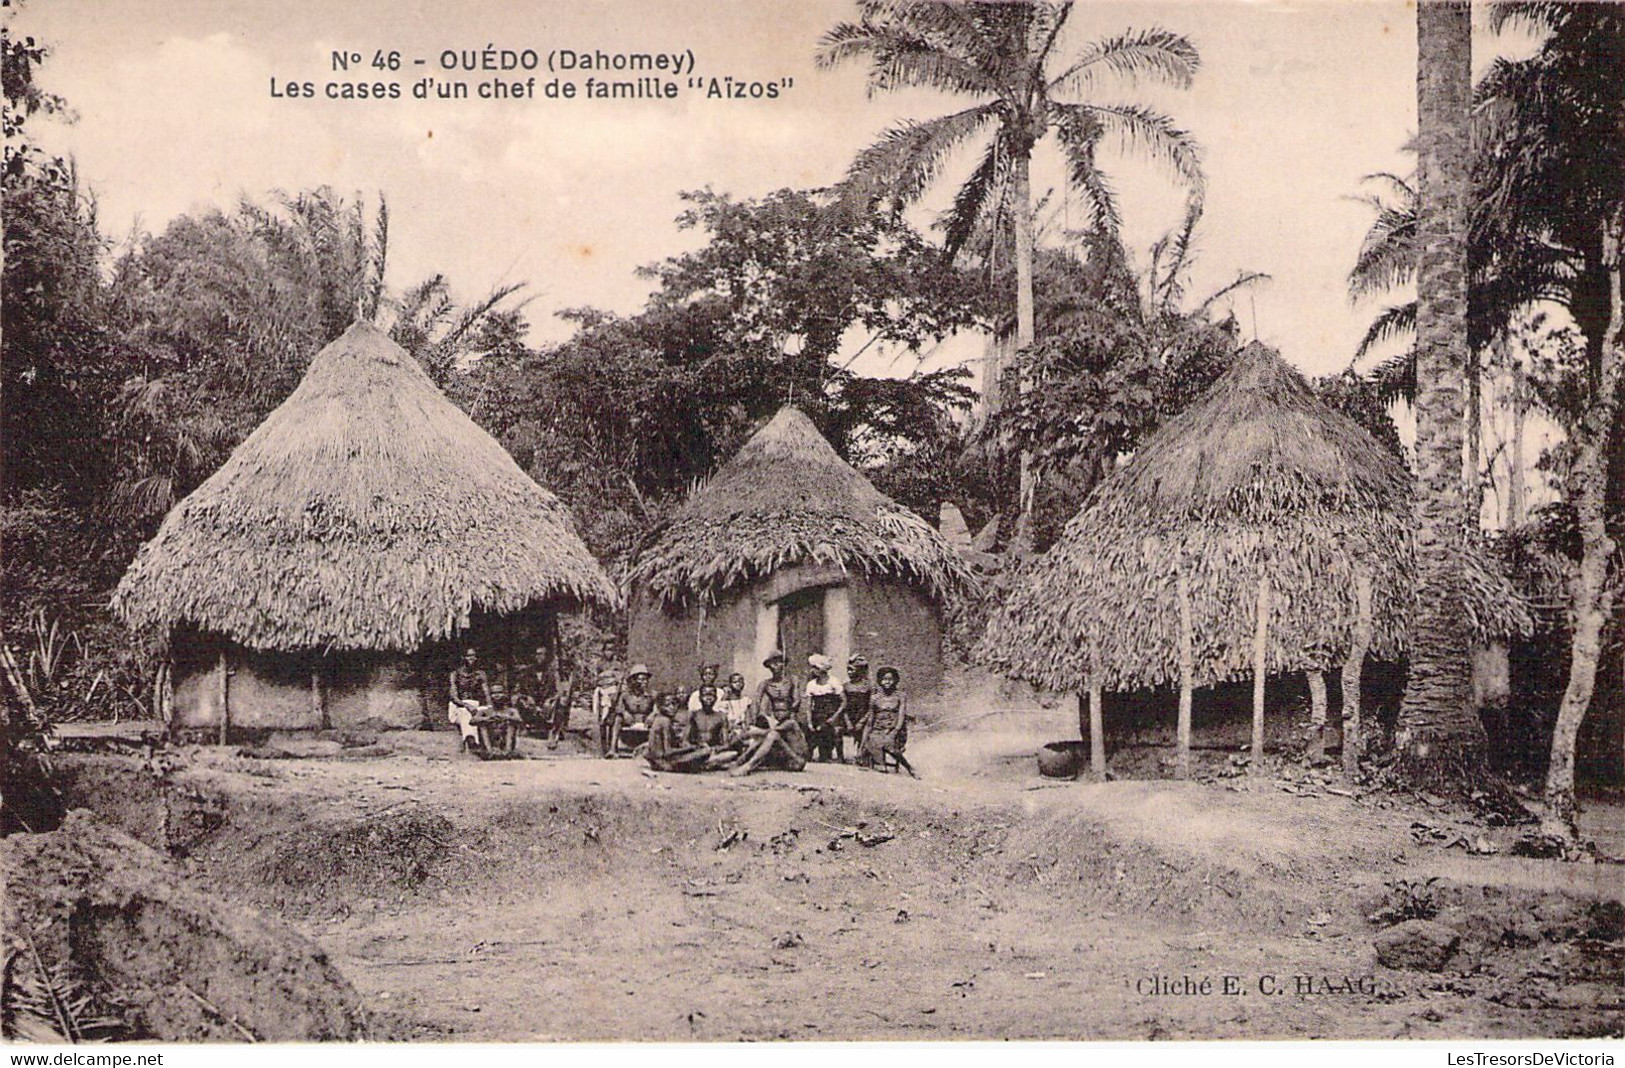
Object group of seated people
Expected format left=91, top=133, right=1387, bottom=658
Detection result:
left=445, top=644, right=915, bottom=775
left=606, top=651, right=916, bottom=777
left=446, top=645, right=571, bottom=756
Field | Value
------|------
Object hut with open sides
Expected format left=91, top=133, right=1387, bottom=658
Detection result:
left=978, top=341, right=1530, bottom=779
left=112, top=321, right=617, bottom=734
left=627, top=406, right=975, bottom=701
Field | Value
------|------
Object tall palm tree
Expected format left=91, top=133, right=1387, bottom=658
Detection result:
left=816, top=1, right=1203, bottom=531
left=1398, top=0, right=1487, bottom=782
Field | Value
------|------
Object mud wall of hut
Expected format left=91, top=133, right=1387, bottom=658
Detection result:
left=167, top=632, right=425, bottom=732
left=848, top=579, right=944, bottom=697
left=627, top=566, right=945, bottom=699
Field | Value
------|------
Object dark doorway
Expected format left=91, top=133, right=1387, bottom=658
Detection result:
left=777, top=587, right=826, bottom=682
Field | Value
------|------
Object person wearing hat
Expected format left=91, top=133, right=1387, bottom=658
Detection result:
left=805, top=653, right=845, bottom=763
left=752, top=650, right=800, bottom=729
left=840, top=654, right=873, bottom=756
left=608, top=663, right=655, bottom=758
left=730, top=653, right=810, bottom=776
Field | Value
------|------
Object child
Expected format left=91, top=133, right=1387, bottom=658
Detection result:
left=688, top=684, right=730, bottom=748
left=646, top=691, right=710, bottom=773
left=591, top=669, right=621, bottom=757
left=860, top=667, right=917, bottom=778
left=716, top=672, right=752, bottom=740
left=686, top=663, right=721, bottom=712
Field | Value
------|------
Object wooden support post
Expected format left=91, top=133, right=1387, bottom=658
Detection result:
left=1176, top=564, right=1194, bottom=781
left=1307, top=670, right=1329, bottom=763
left=1308, top=672, right=1328, bottom=726
left=217, top=652, right=230, bottom=746
left=1089, top=679, right=1106, bottom=780
left=1341, top=567, right=1373, bottom=780
left=312, top=670, right=327, bottom=730
left=1252, top=575, right=1271, bottom=771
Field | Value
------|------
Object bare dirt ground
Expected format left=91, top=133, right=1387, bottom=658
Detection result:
left=47, top=701, right=1624, bottom=1042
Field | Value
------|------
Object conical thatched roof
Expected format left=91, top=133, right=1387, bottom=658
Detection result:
left=978, top=342, right=1529, bottom=692
left=113, top=322, right=617, bottom=652
left=630, top=406, right=975, bottom=605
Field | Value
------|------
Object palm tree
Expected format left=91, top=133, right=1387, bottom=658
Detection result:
left=816, top=1, right=1203, bottom=533
left=1397, top=0, right=1487, bottom=782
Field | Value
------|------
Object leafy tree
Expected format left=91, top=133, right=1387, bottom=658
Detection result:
left=990, top=207, right=1261, bottom=548
left=1476, top=1, right=1625, bottom=829
left=460, top=189, right=985, bottom=566
left=816, top=0, right=1203, bottom=532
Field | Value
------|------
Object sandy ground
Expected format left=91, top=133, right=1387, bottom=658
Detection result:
left=49, top=705, right=1625, bottom=1042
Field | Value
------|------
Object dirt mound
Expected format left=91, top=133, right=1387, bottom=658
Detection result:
left=1, top=811, right=369, bottom=1041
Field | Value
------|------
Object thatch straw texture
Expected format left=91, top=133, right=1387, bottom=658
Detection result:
left=630, top=407, right=975, bottom=605
left=113, top=322, right=616, bottom=651
left=979, top=342, right=1530, bottom=692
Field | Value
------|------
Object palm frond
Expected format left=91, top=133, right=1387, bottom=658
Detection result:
left=1354, top=302, right=1418, bottom=362
left=839, top=105, right=1000, bottom=211
left=815, top=19, right=1001, bottom=98
left=1051, top=103, right=1122, bottom=232
left=940, top=132, right=1011, bottom=257
left=1048, top=27, right=1201, bottom=97
left=1191, top=270, right=1271, bottom=321
left=1346, top=173, right=1418, bottom=301
left=1030, top=2, right=1075, bottom=67
left=1368, top=347, right=1418, bottom=405
left=1086, top=102, right=1204, bottom=193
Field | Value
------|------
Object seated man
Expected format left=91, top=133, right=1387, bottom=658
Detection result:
left=473, top=683, right=522, bottom=756
left=730, top=655, right=810, bottom=776
left=447, top=647, right=492, bottom=752
left=513, top=645, right=572, bottom=750
left=607, top=663, right=655, bottom=757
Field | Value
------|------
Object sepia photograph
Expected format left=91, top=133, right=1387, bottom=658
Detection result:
left=1, top=0, right=1621, bottom=1049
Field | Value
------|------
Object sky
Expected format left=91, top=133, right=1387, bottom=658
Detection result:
left=14, top=0, right=1526, bottom=388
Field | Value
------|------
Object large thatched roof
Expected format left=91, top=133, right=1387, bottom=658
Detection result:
left=113, top=322, right=617, bottom=652
left=630, top=406, right=975, bottom=605
left=978, top=342, right=1529, bottom=692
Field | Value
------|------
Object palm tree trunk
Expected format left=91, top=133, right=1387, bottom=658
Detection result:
left=1546, top=209, right=1624, bottom=834
left=1467, top=344, right=1484, bottom=523
left=1176, top=561, right=1194, bottom=780
left=1509, top=342, right=1527, bottom=528
left=1251, top=573, right=1270, bottom=771
left=1012, top=149, right=1038, bottom=544
left=1343, top=566, right=1373, bottom=781
left=1398, top=0, right=1487, bottom=784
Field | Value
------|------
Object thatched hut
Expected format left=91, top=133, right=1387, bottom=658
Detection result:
left=978, top=341, right=1529, bottom=777
left=113, top=322, right=616, bottom=734
left=627, top=407, right=974, bottom=699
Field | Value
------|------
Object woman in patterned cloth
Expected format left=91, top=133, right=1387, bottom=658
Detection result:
left=859, top=666, right=917, bottom=778
left=840, top=654, right=873, bottom=758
